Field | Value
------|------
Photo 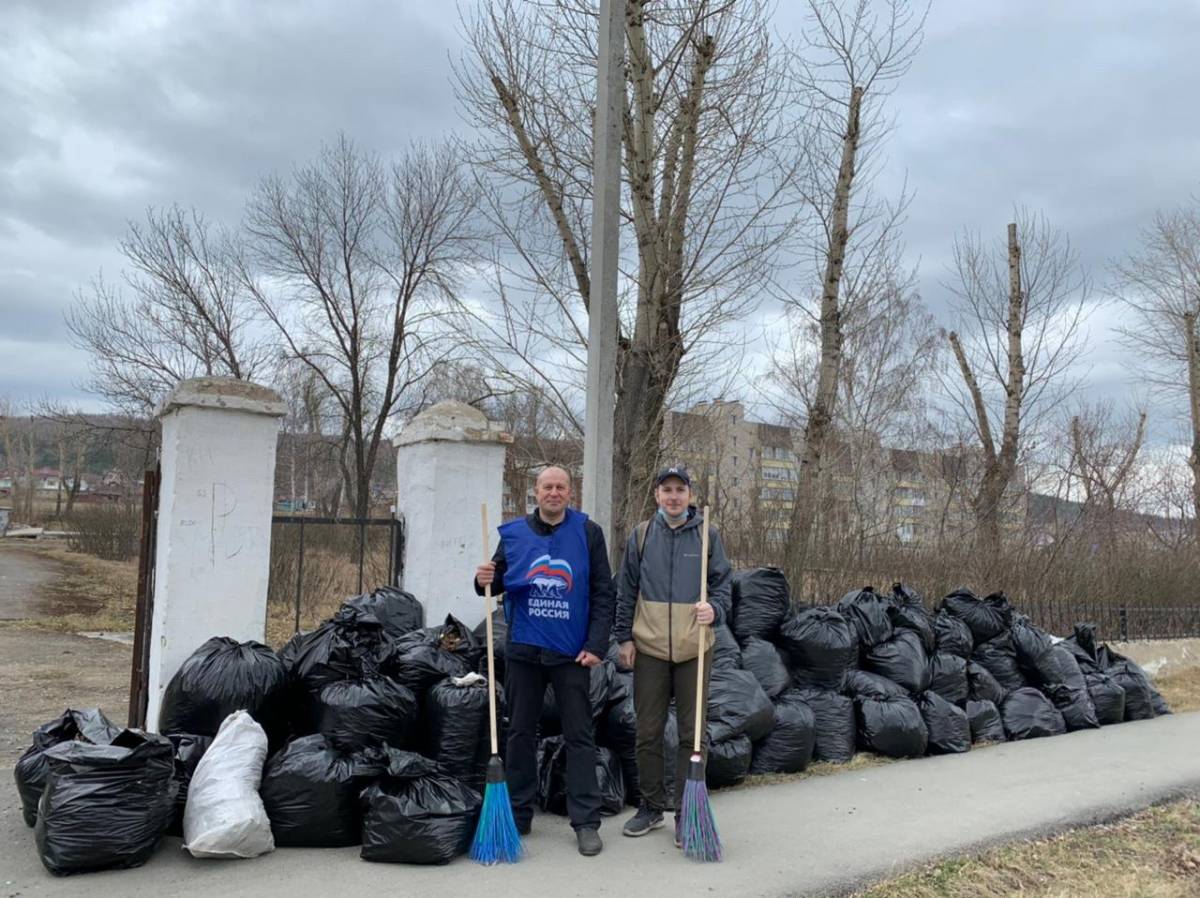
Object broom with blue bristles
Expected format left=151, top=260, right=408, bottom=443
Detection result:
left=470, top=502, right=523, bottom=865
left=679, top=504, right=723, bottom=862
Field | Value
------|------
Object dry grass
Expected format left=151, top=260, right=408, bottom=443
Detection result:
left=732, top=751, right=896, bottom=791
left=1157, top=666, right=1200, bottom=714
left=852, top=799, right=1200, bottom=898
left=0, top=541, right=138, bottom=634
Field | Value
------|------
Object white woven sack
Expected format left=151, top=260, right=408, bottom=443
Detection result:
left=182, top=710, right=275, bottom=858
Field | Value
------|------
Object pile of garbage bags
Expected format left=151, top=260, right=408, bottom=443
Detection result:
left=13, top=576, right=1172, bottom=875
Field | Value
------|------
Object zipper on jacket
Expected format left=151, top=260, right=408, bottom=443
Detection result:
left=667, top=523, right=676, bottom=663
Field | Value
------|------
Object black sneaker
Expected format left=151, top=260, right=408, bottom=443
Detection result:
left=576, top=826, right=602, bottom=856
left=516, top=819, right=531, bottom=836
left=622, top=804, right=665, bottom=837
left=674, top=816, right=682, bottom=848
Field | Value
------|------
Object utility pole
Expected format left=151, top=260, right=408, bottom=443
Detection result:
left=582, top=0, right=623, bottom=543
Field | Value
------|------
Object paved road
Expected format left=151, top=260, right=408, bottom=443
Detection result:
left=3, top=712, right=1199, bottom=898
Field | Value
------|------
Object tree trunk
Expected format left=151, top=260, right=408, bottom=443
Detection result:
left=785, top=85, right=863, bottom=588
left=1185, top=311, right=1200, bottom=543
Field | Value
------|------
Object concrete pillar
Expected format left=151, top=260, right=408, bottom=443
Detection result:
left=582, top=0, right=624, bottom=542
left=395, top=402, right=510, bottom=628
left=145, top=377, right=285, bottom=732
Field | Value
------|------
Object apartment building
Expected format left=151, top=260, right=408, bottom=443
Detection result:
left=497, top=398, right=1026, bottom=546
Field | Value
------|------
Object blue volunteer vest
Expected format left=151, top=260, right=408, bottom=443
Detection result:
left=499, top=509, right=591, bottom=657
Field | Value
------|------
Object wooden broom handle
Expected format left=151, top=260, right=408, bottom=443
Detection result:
left=693, top=505, right=710, bottom=754
left=481, top=503, right=499, bottom=756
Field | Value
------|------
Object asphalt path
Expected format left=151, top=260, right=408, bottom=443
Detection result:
left=3, top=711, right=1199, bottom=898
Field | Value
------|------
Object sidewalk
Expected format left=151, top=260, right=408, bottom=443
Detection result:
left=4, top=712, right=1199, bottom=898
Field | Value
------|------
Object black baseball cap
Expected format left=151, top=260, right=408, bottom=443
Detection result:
left=655, top=465, right=692, bottom=487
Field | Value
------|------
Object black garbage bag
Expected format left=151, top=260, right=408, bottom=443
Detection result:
left=14, top=708, right=122, bottom=828
left=704, top=734, right=752, bottom=789
left=740, top=637, right=792, bottom=698
left=1001, top=687, right=1066, bottom=740
left=360, top=749, right=481, bottom=865
left=471, top=608, right=509, bottom=682
left=166, top=733, right=212, bottom=837
left=1042, top=683, right=1100, bottom=731
left=1029, top=644, right=1098, bottom=731
left=786, top=687, right=855, bottom=763
left=159, top=637, right=290, bottom=747
left=927, top=653, right=969, bottom=706
left=343, top=586, right=425, bottom=639
left=837, top=587, right=895, bottom=648
left=599, top=692, right=639, bottom=805
left=306, top=676, right=419, bottom=752
left=537, top=738, right=626, bottom=816
left=965, top=699, right=1006, bottom=743
left=1151, top=688, right=1172, bottom=716
left=940, top=588, right=1012, bottom=643
left=286, top=604, right=394, bottom=693
left=423, top=676, right=498, bottom=793
left=711, top=624, right=743, bottom=670
left=1030, top=643, right=1087, bottom=691
left=731, top=567, right=791, bottom=642
left=261, top=735, right=384, bottom=847
left=917, top=692, right=970, bottom=754
left=844, top=669, right=908, bottom=699
left=749, top=698, right=816, bottom=775
left=1106, top=660, right=1156, bottom=720
left=609, top=667, right=632, bottom=707
left=707, top=668, right=775, bottom=742
left=385, top=615, right=481, bottom=695
left=972, top=631, right=1026, bottom=692
left=1084, top=671, right=1125, bottom=725
left=540, top=660, right=615, bottom=736
left=967, top=660, right=1008, bottom=705
left=864, top=630, right=931, bottom=694
left=1010, top=616, right=1055, bottom=672
left=855, top=694, right=927, bottom=758
left=1059, top=622, right=1104, bottom=673
left=891, top=582, right=925, bottom=606
left=890, top=585, right=936, bottom=654
left=662, top=708, right=679, bottom=809
left=933, top=612, right=974, bottom=659
left=779, top=607, right=857, bottom=690
left=35, top=730, right=176, bottom=876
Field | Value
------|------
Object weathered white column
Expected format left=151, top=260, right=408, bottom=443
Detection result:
left=145, top=377, right=285, bottom=732
left=395, top=402, right=510, bottom=628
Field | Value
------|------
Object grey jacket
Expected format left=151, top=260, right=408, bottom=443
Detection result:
left=612, top=507, right=733, bottom=662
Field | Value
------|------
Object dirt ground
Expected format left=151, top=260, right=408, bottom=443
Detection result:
left=0, top=541, right=133, bottom=766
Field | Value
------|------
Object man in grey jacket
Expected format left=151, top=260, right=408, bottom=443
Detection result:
left=611, top=465, right=732, bottom=846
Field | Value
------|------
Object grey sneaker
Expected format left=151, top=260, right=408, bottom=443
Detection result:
left=622, top=804, right=665, bottom=837
left=576, top=826, right=602, bottom=856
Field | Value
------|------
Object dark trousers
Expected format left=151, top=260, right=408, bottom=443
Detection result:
left=505, top=657, right=602, bottom=831
left=634, top=653, right=712, bottom=813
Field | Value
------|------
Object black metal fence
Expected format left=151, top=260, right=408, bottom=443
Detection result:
left=267, top=514, right=405, bottom=636
left=1019, top=599, right=1200, bottom=642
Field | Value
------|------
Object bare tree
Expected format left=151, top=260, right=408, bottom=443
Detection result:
left=775, top=0, right=927, bottom=583
left=242, top=135, right=479, bottom=518
left=942, top=209, right=1090, bottom=558
left=1111, top=202, right=1200, bottom=538
left=66, top=205, right=269, bottom=415
left=456, top=0, right=800, bottom=545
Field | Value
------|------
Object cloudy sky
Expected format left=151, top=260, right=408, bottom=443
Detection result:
left=3, top=0, right=1199, bottom=444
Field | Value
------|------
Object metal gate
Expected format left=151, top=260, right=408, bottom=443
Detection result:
left=128, top=465, right=160, bottom=729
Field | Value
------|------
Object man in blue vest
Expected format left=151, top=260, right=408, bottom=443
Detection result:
left=474, top=464, right=614, bottom=856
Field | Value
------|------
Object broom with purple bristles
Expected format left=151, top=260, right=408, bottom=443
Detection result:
left=470, top=502, right=523, bottom=865
left=679, top=504, right=723, bottom=862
